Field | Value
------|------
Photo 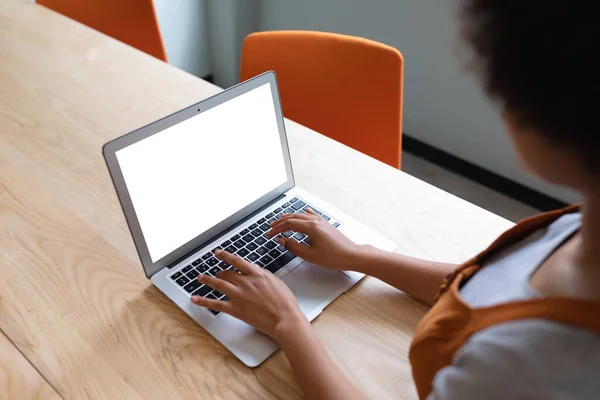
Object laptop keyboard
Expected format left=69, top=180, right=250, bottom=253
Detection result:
left=168, top=197, right=341, bottom=316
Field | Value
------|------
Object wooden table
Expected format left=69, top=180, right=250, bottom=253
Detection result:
left=0, top=1, right=514, bottom=399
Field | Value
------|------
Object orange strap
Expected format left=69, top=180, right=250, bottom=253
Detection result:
left=434, top=204, right=581, bottom=302
left=470, top=297, right=600, bottom=335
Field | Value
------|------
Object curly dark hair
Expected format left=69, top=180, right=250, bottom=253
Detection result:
left=459, top=2, right=598, bottom=170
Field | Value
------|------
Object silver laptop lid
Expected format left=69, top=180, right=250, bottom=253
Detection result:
left=103, top=72, right=294, bottom=278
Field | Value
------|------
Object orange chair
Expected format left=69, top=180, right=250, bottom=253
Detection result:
left=37, top=0, right=167, bottom=61
left=240, top=31, right=403, bottom=168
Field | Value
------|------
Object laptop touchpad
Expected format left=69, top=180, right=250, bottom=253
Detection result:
left=281, top=261, right=350, bottom=316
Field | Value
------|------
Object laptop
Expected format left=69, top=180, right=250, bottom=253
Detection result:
left=103, top=71, right=395, bottom=367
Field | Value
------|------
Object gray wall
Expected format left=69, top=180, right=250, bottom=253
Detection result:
left=153, top=0, right=577, bottom=203
left=206, top=0, right=259, bottom=86
left=257, top=0, right=577, bottom=203
left=154, top=0, right=258, bottom=87
left=154, top=0, right=211, bottom=78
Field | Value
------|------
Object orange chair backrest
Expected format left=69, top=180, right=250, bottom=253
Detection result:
left=38, top=0, right=167, bottom=61
left=240, top=31, right=403, bottom=168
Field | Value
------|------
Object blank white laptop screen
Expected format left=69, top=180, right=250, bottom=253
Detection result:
left=116, top=83, right=288, bottom=262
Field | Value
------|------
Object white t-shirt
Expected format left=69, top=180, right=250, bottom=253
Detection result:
left=428, top=212, right=600, bottom=400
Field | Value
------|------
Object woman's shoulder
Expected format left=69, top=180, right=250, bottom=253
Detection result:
left=429, top=319, right=600, bottom=399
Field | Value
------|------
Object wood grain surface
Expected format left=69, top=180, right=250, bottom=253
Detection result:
left=0, top=330, right=61, bottom=399
left=0, top=0, right=514, bottom=399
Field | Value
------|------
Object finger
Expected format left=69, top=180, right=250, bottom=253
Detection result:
left=271, top=211, right=317, bottom=225
left=305, top=207, right=319, bottom=216
left=214, top=250, right=259, bottom=276
left=216, top=269, right=244, bottom=285
left=270, top=214, right=290, bottom=228
left=190, top=296, right=233, bottom=314
left=270, top=212, right=313, bottom=228
left=268, top=219, right=314, bottom=237
left=197, top=273, right=238, bottom=294
left=278, top=237, right=312, bottom=258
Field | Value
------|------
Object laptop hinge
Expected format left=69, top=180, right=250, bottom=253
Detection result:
left=166, top=193, right=287, bottom=269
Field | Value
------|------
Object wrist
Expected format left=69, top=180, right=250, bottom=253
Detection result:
left=272, top=310, right=311, bottom=345
left=346, top=244, right=379, bottom=273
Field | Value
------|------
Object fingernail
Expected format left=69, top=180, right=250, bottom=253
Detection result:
left=265, top=231, right=272, bottom=237
left=215, top=249, right=222, bottom=256
left=197, top=274, right=204, bottom=281
left=278, top=238, right=285, bottom=246
left=191, top=296, right=200, bottom=303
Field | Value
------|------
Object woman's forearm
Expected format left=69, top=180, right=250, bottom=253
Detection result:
left=349, top=245, right=457, bottom=305
left=269, top=245, right=456, bottom=397
left=274, top=316, right=367, bottom=400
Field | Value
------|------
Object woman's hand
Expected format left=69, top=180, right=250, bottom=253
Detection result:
left=192, top=252, right=367, bottom=400
left=190, top=250, right=307, bottom=341
left=267, top=208, right=362, bottom=271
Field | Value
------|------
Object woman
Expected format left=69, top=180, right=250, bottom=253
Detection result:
left=191, top=1, right=600, bottom=398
